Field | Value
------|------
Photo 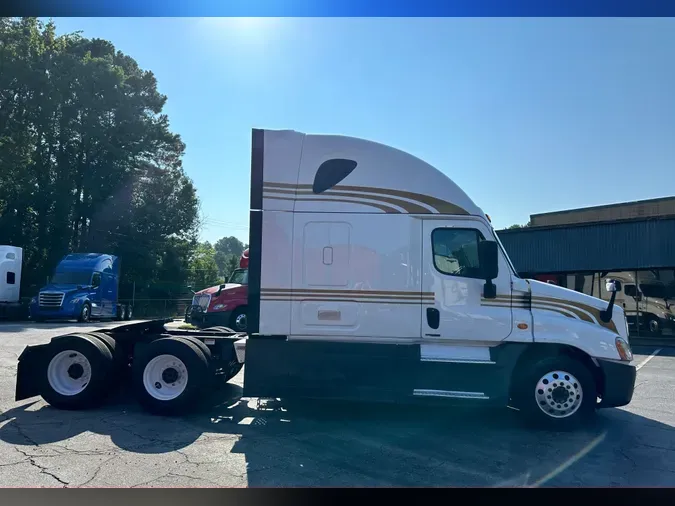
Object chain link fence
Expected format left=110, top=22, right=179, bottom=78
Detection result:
left=2, top=297, right=194, bottom=321
left=118, top=298, right=193, bottom=319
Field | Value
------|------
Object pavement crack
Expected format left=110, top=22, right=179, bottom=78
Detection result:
left=79, top=456, right=117, bottom=487
left=130, top=474, right=172, bottom=488
left=617, top=448, right=638, bottom=469
left=14, top=448, right=69, bottom=486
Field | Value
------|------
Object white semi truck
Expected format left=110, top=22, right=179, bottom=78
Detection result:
left=0, top=245, right=23, bottom=319
left=15, top=128, right=637, bottom=430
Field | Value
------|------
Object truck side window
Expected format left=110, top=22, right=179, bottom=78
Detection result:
left=6, top=272, right=15, bottom=285
left=624, top=285, right=636, bottom=297
left=91, top=272, right=101, bottom=288
left=431, top=228, right=485, bottom=279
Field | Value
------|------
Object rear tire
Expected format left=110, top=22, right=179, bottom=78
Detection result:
left=39, top=334, right=114, bottom=410
left=514, top=355, right=597, bottom=431
left=177, top=336, right=212, bottom=362
left=87, top=332, right=128, bottom=369
left=132, top=337, right=209, bottom=415
left=203, top=326, right=235, bottom=333
left=124, top=304, right=132, bottom=321
left=200, top=327, right=242, bottom=380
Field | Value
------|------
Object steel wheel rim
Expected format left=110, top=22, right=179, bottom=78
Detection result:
left=535, top=370, right=583, bottom=419
left=235, top=313, right=247, bottom=331
left=82, top=305, right=89, bottom=321
left=650, top=319, right=659, bottom=333
left=142, top=354, right=188, bottom=401
left=47, top=350, right=92, bottom=396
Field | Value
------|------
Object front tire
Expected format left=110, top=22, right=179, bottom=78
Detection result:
left=514, top=355, right=597, bottom=430
left=39, top=334, right=114, bottom=410
left=229, top=307, right=248, bottom=333
left=78, top=303, right=91, bottom=323
left=132, top=337, right=209, bottom=415
left=646, top=316, right=662, bottom=336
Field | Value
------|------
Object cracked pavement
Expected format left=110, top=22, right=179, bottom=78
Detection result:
left=1, top=322, right=675, bottom=487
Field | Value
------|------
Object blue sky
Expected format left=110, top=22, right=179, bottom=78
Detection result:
left=52, top=17, right=675, bottom=245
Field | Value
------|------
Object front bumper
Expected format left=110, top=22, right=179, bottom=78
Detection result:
left=188, top=309, right=233, bottom=329
left=29, top=307, right=79, bottom=320
left=597, top=358, right=637, bottom=408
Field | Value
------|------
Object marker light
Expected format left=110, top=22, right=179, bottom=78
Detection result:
left=615, top=337, right=633, bottom=362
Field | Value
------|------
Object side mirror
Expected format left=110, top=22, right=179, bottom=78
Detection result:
left=187, top=285, right=195, bottom=295
left=478, top=240, right=499, bottom=299
left=601, top=279, right=622, bottom=323
left=478, top=240, right=499, bottom=281
left=605, top=279, right=622, bottom=293
left=216, top=283, right=226, bottom=297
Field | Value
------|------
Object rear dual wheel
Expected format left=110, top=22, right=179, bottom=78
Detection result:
left=132, top=337, right=210, bottom=415
left=39, top=333, right=118, bottom=410
left=201, top=327, right=242, bottom=380
left=116, top=304, right=133, bottom=321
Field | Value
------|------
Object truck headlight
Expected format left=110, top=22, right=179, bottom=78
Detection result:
left=30, top=297, right=37, bottom=304
left=615, top=337, right=633, bottom=362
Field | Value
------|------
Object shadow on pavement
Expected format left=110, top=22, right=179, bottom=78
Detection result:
left=1, top=385, right=674, bottom=486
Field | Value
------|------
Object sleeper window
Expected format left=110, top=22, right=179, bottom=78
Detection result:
left=6, top=272, right=15, bottom=285
left=431, top=228, right=485, bottom=279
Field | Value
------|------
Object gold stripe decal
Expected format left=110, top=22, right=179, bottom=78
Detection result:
left=262, top=182, right=469, bottom=215
left=260, top=288, right=435, bottom=305
left=480, top=294, right=617, bottom=332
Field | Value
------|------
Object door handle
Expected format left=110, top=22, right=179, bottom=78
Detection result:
left=426, top=307, right=440, bottom=329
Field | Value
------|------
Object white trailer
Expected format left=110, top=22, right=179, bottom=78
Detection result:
left=0, top=246, right=23, bottom=319
left=15, top=129, right=636, bottom=430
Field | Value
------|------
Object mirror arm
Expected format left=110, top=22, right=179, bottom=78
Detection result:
left=483, top=281, right=497, bottom=299
left=600, top=291, right=617, bottom=323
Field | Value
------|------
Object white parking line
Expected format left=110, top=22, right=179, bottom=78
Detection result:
left=636, top=348, right=662, bottom=371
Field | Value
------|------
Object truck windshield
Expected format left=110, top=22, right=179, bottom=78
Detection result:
left=50, top=271, right=93, bottom=286
left=228, top=269, right=248, bottom=285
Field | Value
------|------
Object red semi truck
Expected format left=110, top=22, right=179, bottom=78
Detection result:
left=186, top=249, right=250, bottom=331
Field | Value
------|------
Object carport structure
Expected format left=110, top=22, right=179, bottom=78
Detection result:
left=497, top=196, right=675, bottom=338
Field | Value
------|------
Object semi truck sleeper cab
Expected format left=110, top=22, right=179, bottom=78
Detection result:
left=15, top=128, right=636, bottom=430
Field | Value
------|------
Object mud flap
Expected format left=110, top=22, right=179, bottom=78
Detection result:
left=243, top=337, right=420, bottom=402
left=15, top=344, right=48, bottom=401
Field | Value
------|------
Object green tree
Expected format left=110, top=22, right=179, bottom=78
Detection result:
left=222, top=253, right=240, bottom=281
left=188, top=242, right=220, bottom=291
left=214, top=235, right=246, bottom=277
left=0, top=17, right=200, bottom=300
left=507, top=221, right=531, bottom=229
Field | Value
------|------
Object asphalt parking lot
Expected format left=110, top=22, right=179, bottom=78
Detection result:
left=0, top=321, right=674, bottom=487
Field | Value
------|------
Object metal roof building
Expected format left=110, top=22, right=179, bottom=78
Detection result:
left=496, top=196, right=675, bottom=275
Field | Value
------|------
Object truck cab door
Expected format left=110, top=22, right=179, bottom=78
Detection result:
left=101, top=272, right=116, bottom=317
left=90, top=272, right=103, bottom=316
left=421, top=219, right=513, bottom=343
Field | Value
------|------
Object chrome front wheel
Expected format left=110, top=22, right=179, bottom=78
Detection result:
left=534, top=370, right=583, bottom=419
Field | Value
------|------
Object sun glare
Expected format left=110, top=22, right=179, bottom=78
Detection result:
left=197, top=17, right=283, bottom=47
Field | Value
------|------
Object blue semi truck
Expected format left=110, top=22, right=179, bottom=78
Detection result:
left=29, top=253, right=133, bottom=323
